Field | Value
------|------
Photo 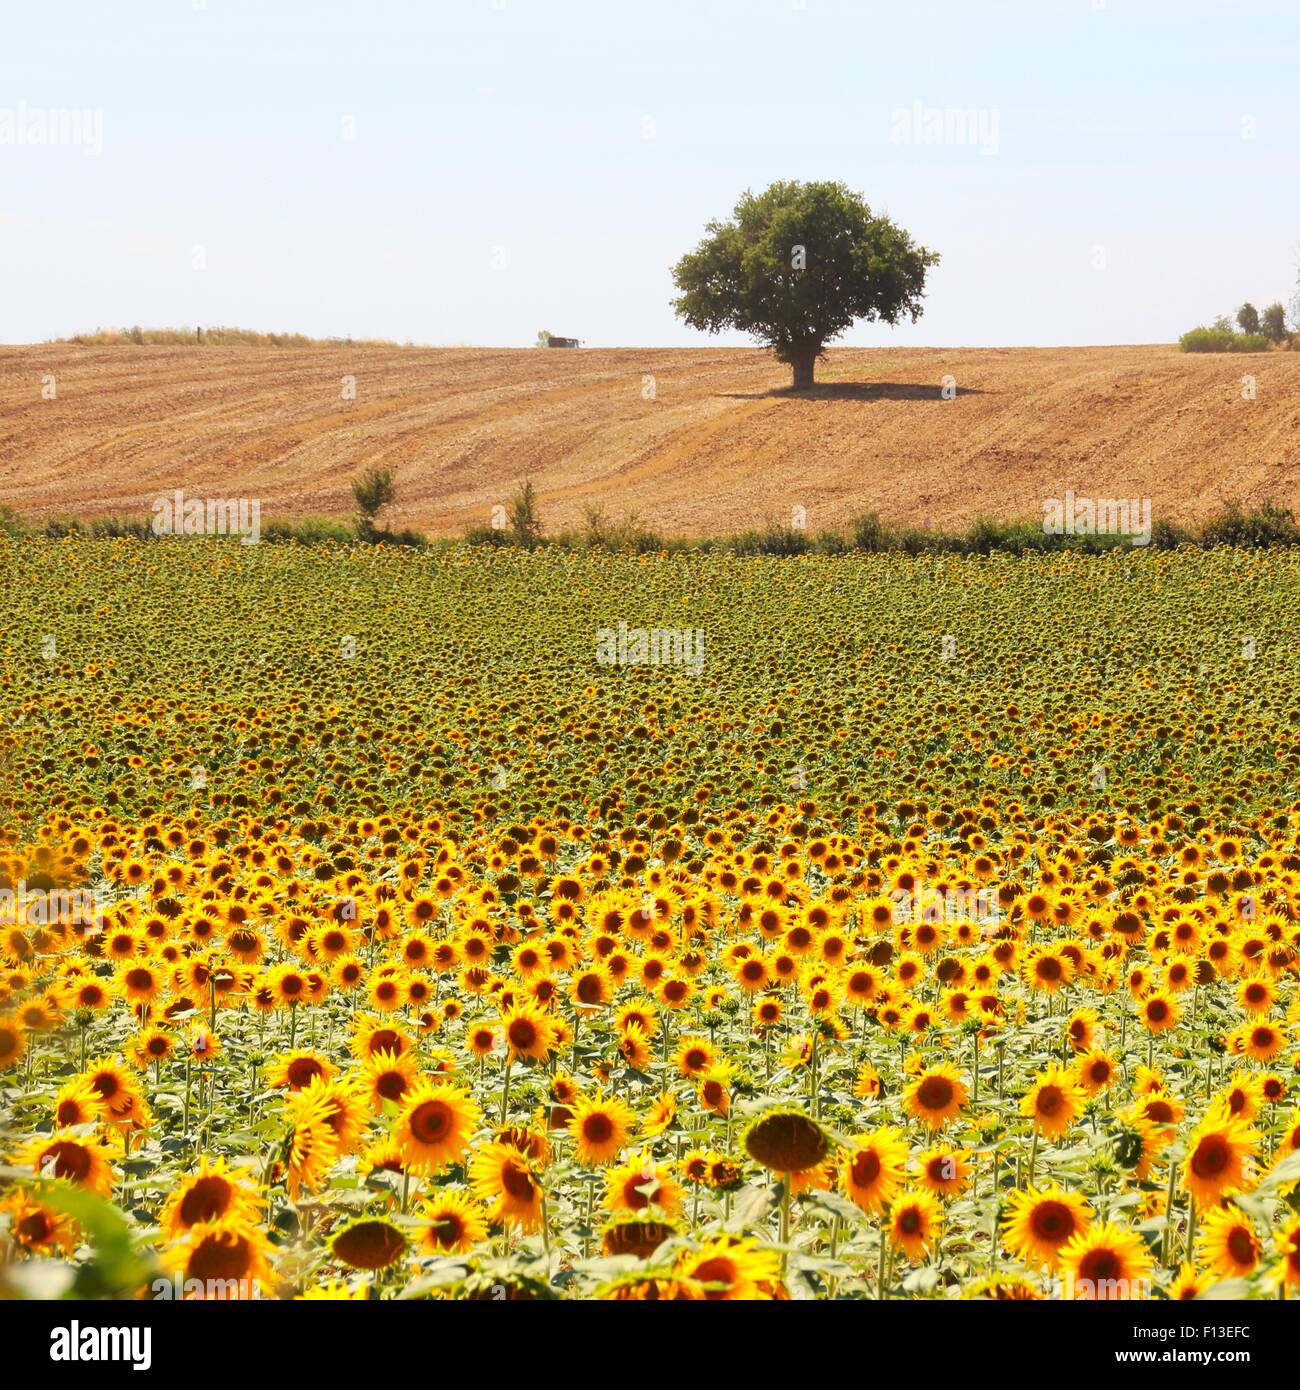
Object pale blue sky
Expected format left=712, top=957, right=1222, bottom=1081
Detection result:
left=2, top=0, right=1297, bottom=346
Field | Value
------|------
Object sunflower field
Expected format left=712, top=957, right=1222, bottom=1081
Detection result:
left=2, top=536, right=1300, bottom=1302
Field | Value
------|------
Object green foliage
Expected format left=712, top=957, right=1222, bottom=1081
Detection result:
left=505, top=479, right=545, bottom=548
left=1179, top=326, right=1271, bottom=353
left=351, top=467, right=397, bottom=537
left=1260, top=301, right=1289, bottom=343
left=1236, top=302, right=1261, bottom=335
left=1197, top=501, right=1299, bottom=549
left=671, top=181, right=938, bottom=387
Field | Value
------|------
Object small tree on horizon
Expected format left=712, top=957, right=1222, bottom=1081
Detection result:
left=507, top=479, right=544, bottom=547
left=1236, top=302, right=1261, bottom=335
left=1260, top=302, right=1288, bottom=343
left=670, top=180, right=938, bottom=390
left=352, top=466, right=395, bottom=536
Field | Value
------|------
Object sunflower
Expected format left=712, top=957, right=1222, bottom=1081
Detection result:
left=331, top=1217, right=406, bottom=1271
left=600, top=1211, right=681, bottom=1260
left=903, top=1064, right=968, bottom=1130
left=1195, top=1203, right=1261, bottom=1280
left=1064, top=1006, right=1099, bottom=1052
left=1137, top=989, right=1180, bottom=1034
left=914, top=1145, right=972, bottom=1198
left=1272, top=1213, right=1300, bottom=1294
left=360, top=1048, right=419, bottom=1112
left=266, top=1049, right=335, bottom=1093
left=570, top=962, right=614, bottom=1011
left=962, top=1274, right=1045, bottom=1300
left=641, top=1091, right=677, bottom=1139
left=697, top=1061, right=737, bottom=1117
left=1023, top=947, right=1074, bottom=994
left=500, top=1000, right=558, bottom=1063
left=672, top=1035, right=716, bottom=1078
left=1182, top=1111, right=1259, bottom=1210
left=64, top=977, right=115, bottom=1012
left=674, top=1236, right=781, bottom=1300
left=127, top=1025, right=175, bottom=1070
left=393, top=1079, right=482, bottom=1174
left=839, top=1128, right=908, bottom=1215
left=613, top=1000, right=659, bottom=1039
left=18, top=1130, right=116, bottom=1195
left=469, top=1139, right=545, bottom=1231
left=1001, top=1184, right=1093, bottom=1269
left=602, top=1153, right=683, bottom=1215
left=1165, top=1262, right=1214, bottom=1300
left=82, top=1055, right=134, bottom=1112
left=266, top=961, right=311, bottom=1010
left=1075, top=1049, right=1118, bottom=1095
left=568, top=1093, right=636, bottom=1165
left=52, top=1076, right=104, bottom=1127
left=743, top=1108, right=831, bottom=1177
left=1233, top=1020, right=1285, bottom=1063
left=0, top=1014, right=27, bottom=1069
left=296, top=1279, right=368, bottom=1300
left=417, top=1190, right=488, bottom=1254
left=1020, top=1064, right=1084, bottom=1139
left=349, top=1019, right=414, bottom=1062
left=115, top=957, right=165, bottom=1006
left=1058, top=1222, right=1154, bottom=1299
left=888, top=1188, right=943, bottom=1264
left=160, top=1157, right=262, bottom=1239
left=852, top=1061, right=882, bottom=1100
left=617, top=1023, right=653, bottom=1069
left=285, top=1090, right=341, bottom=1198
left=163, top=1216, right=271, bottom=1298
left=0, top=1188, right=78, bottom=1256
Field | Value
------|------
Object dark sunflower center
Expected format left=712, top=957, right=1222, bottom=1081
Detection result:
left=1191, top=1135, right=1230, bottom=1178
left=409, top=1100, right=453, bottom=1144
left=179, top=1175, right=233, bottom=1226
left=916, top=1076, right=954, bottom=1110
left=1031, top=1201, right=1072, bottom=1241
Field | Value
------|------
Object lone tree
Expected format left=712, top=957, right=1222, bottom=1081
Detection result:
left=352, top=466, right=395, bottom=537
left=671, top=181, right=938, bottom=389
left=1260, top=301, right=1288, bottom=343
left=1236, top=302, right=1261, bottom=335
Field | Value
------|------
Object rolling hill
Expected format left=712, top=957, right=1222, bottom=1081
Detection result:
left=2, top=344, right=1298, bottom=536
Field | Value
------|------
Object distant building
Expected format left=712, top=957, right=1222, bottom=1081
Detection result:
left=546, top=336, right=580, bottom=348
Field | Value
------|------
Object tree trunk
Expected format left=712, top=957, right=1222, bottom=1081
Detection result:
left=790, top=350, right=816, bottom=390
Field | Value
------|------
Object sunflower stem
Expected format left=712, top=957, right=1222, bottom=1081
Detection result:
left=779, top=1177, right=791, bottom=1271
left=499, top=1055, right=513, bottom=1125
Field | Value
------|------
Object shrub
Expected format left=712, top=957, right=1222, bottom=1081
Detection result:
left=1198, top=501, right=1299, bottom=549
left=850, top=512, right=893, bottom=551
left=1179, top=327, right=1271, bottom=353
left=506, top=480, right=544, bottom=548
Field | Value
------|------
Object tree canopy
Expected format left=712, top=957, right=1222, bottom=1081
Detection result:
left=671, top=181, right=939, bottom=388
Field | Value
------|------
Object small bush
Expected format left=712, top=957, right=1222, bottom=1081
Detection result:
left=1198, top=501, right=1299, bottom=549
left=1179, top=326, right=1271, bottom=353
left=506, top=480, right=544, bottom=548
left=0, top=506, right=30, bottom=538
left=851, top=512, right=893, bottom=551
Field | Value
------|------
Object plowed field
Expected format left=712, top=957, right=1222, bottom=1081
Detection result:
left=2, top=344, right=1298, bottom=535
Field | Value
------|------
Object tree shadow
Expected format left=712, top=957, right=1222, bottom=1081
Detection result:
left=721, top=382, right=988, bottom=402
